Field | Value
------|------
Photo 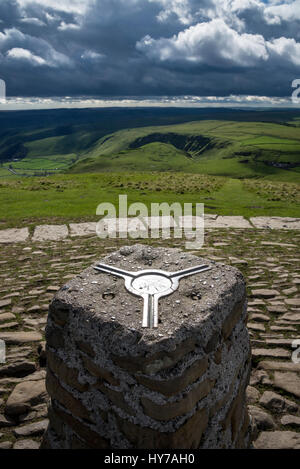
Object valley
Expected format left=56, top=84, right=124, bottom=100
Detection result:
left=0, top=107, right=299, bottom=226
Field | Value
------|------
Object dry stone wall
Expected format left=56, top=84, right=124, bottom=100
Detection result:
left=42, top=244, right=251, bottom=449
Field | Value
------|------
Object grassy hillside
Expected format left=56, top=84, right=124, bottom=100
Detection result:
left=1, top=108, right=300, bottom=179
left=0, top=108, right=299, bottom=226
left=70, top=120, right=300, bottom=182
left=0, top=172, right=299, bottom=228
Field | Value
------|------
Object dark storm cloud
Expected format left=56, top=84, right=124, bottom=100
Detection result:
left=0, top=0, right=299, bottom=98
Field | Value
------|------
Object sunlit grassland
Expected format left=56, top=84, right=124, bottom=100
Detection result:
left=0, top=172, right=299, bottom=229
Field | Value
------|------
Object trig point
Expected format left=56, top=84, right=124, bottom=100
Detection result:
left=42, top=244, right=251, bottom=449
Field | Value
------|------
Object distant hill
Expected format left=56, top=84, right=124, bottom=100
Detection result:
left=1, top=107, right=300, bottom=181
left=69, top=118, right=300, bottom=182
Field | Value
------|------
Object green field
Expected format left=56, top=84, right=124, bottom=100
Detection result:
left=0, top=172, right=299, bottom=229
left=0, top=108, right=299, bottom=227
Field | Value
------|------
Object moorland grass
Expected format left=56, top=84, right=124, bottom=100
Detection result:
left=0, top=172, right=299, bottom=229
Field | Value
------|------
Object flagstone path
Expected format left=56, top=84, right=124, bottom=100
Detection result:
left=0, top=225, right=299, bottom=449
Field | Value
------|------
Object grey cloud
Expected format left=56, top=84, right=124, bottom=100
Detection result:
left=0, top=27, right=73, bottom=67
left=0, top=0, right=299, bottom=98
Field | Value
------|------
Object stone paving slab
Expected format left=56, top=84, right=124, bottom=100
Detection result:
left=0, top=228, right=29, bottom=244
left=1, top=216, right=300, bottom=244
left=206, top=216, right=252, bottom=228
left=250, top=217, right=300, bottom=230
left=97, top=216, right=178, bottom=236
left=178, top=216, right=203, bottom=229
left=98, top=217, right=149, bottom=237
left=69, top=222, right=97, bottom=237
left=32, top=225, right=69, bottom=242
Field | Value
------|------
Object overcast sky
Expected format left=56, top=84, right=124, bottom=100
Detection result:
left=0, top=0, right=300, bottom=101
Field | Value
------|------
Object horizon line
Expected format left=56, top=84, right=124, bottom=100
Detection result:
left=0, top=95, right=299, bottom=111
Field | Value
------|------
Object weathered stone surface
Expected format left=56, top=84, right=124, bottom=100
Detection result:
left=69, top=223, right=97, bottom=237
left=261, top=241, right=297, bottom=247
left=0, top=228, right=29, bottom=244
left=38, top=341, right=46, bottom=363
left=0, top=313, right=15, bottom=323
left=265, top=338, right=295, bottom=347
left=282, top=287, right=298, bottom=295
left=13, top=439, right=40, bottom=449
left=49, top=403, right=109, bottom=449
left=281, top=414, right=300, bottom=427
left=76, top=341, right=95, bottom=358
left=270, top=325, right=297, bottom=332
left=26, top=305, right=42, bottom=313
left=0, top=331, right=42, bottom=344
left=251, top=289, right=279, bottom=298
left=47, top=349, right=88, bottom=392
left=247, top=322, right=265, bottom=332
left=45, top=405, right=64, bottom=439
left=135, top=357, right=208, bottom=397
left=0, top=414, right=14, bottom=428
left=254, top=431, right=300, bottom=449
left=71, top=435, right=91, bottom=449
left=95, top=382, right=135, bottom=416
left=246, top=386, right=260, bottom=404
left=259, top=391, right=298, bottom=414
left=0, top=321, right=18, bottom=330
left=51, top=244, right=246, bottom=348
left=221, top=383, right=250, bottom=443
left=141, top=379, right=215, bottom=421
left=0, top=441, right=13, bottom=449
left=45, top=325, right=65, bottom=349
left=0, top=361, right=36, bottom=378
left=23, top=370, right=46, bottom=381
left=235, top=411, right=250, bottom=449
left=252, top=348, right=290, bottom=359
left=80, top=355, right=119, bottom=386
left=46, top=369, right=90, bottom=421
left=207, top=216, right=251, bottom=229
left=98, top=217, right=148, bottom=237
left=32, top=224, right=69, bottom=242
left=250, top=217, right=300, bottom=230
left=113, top=338, right=196, bottom=374
left=0, top=299, right=11, bottom=308
left=222, top=299, right=245, bottom=340
left=248, top=405, right=276, bottom=431
left=49, top=305, right=69, bottom=327
left=250, top=313, right=269, bottom=322
left=5, top=380, right=48, bottom=416
left=285, top=298, right=300, bottom=306
left=44, top=245, right=250, bottom=449
left=14, top=419, right=48, bottom=437
left=177, top=215, right=202, bottom=230
left=281, top=312, right=300, bottom=322
left=267, top=305, right=287, bottom=314
left=273, top=372, right=300, bottom=398
left=116, top=407, right=209, bottom=449
left=47, top=286, right=60, bottom=293
left=258, top=361, right=300, bottom=373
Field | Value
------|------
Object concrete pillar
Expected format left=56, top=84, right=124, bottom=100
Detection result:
left=42, top=244, right=251, bottom=449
